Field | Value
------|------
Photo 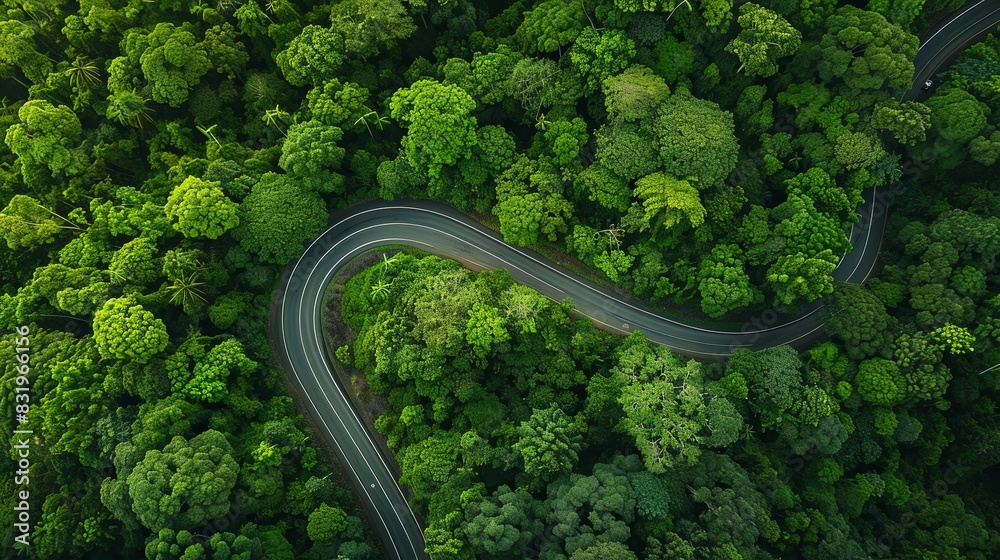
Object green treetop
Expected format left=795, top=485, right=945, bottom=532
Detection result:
left=92, top=296, right=169, bottom=363
left=278, top=120, right=347, bottom=194
left=632, top=172, right=706, bottom=232
left=4, top=100, right=88, bottom=188
left=654, top=88, right=739, bottom=189
left=126, top=429, right=239, bottom=531
left=512, top=406, right=584, bottom=485
left=614, top=333, right=710, bottom=472
left=390, top=79, right=478, bottom=181
left=275, top=25, right=345, bottom=87
left=329, top=0, right=416, bottom=59
left=817, top=6, right=917, bottom=93
left=232, top=173, right=327, bottom=265
left=121, top=23, right=211, bottom=107
left=766, top=250, right=837, bottom=308
left=697, top=244, right=758, bottom=317
left=726, top=3, right=802, bottom=78
left=164, top=176, right=239, bottom=240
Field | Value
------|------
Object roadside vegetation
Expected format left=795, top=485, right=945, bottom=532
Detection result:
left=1, top=0, right=999, bottom=558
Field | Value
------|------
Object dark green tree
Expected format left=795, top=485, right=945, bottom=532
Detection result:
left=512, top=406, right=584, bottom=484
left=654, top=88, right=739, bottom=189
left=233, top=173, right=327, bottom=264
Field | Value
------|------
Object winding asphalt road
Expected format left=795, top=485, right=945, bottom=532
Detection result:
left=269, top=4, right=1000, bottom=559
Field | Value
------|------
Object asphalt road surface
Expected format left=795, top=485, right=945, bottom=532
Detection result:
left=270, top=4, right=1000, bottom=559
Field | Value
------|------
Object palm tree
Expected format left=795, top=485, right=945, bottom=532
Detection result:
left=371, top=111, right=390, bottom=131
left=355, top=110, right=390, bottom=137
left=381, top=252, right=398, bottom=274
left=107, top=269, right=128, bottom=286
left=216, top=0, right=240, bottom=11
left=107, top=89, right=154, bottom=129
left=370, top=279, right=393, bottom=302
left=262, top=105, right=290, bottom=136
left=65, top=56, right=100, bottom=89
left=197, top=124, right=221, bottom=147
left=354, top=112, right=374, bottom=137
left=167, top=272, right=208, bottom=308
left=535, top=112, right=552, bottom=131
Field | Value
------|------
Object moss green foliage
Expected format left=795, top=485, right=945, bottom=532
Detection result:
left=164, top=176, right=239, bottom=240
left=3, top=0, right=1000, bottom=558
left=126, top=429, right=239, bottom=532
left=344, top=229, right=1000, bottom=557
left=4, top=100, right=88, bottom=188
left=726, top=3, right=802, bottom=78
left=93, top=296, right=169, bottom=363
left=232, top=173, right=327, bottom=265
left=0, top=0, right=389, bottom=554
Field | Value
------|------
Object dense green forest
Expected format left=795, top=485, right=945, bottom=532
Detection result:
left=1, top=0, right=1000, bottom=557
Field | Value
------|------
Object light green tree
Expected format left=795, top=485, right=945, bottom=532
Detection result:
left=465, top=302, right=509, bottom=358
left=773, top=194, right=851, bottom=259
left=389, top=80, right=478, bottom=180
left=275, top=25, right=344, bottom=87
left=569, top=27, right=637, bottom=94
left=4, top=100, right=88, bottom=187
left=766, top=250, right=837, bottom=308
left=834, top=132, right=886, bottom=171
left=633, top=172, right=706, bottom=232
left=329, top=0, right=416, bottom=59
left=697, top=244, right=756, bottom=318
left=570, top=542, right=639, bottom=560
left=164, top=177, right=239, bottom=240
left=109, top=237, right=160, bottom=285
left=725, top=3, right=801, bottom=78
left=121, top=23, right=211, bottom=107
left=855, top=358, right=906, bottom=406
left=0, top=195, right=83, bottom=250
left=93, top=296, right=169, bottom=363
left=167, top=339, right=258, bottom=403
left=306, top=504, right=348, bottom=543
left=278, top=120, right=346, bottom=193
left=305, top=78, right=371, bottom=129
left=870, top=100, right=932, bottom=146
left=127, top=430, right=239, bottom=531
left=494, top=192, right=573, bottom=248
left=615, top=333, right=708, bottom=472
left=602, top=65, right=670, bottom=123
left=233, top=173, right=327, bottom=264
left=0, top=20, right=52, bottom=83
left=930, top=323, right=975, bottom=354
left=514, top=0, right=587, bottom=54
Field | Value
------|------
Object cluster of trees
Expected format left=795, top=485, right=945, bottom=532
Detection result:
left=1, top=0, right=396, bottom=556
left=356, top=0, right=938, bottom=317
left=340, top=242, right=1000, bottom=558
left=2, top=0, right=999, bottom=557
